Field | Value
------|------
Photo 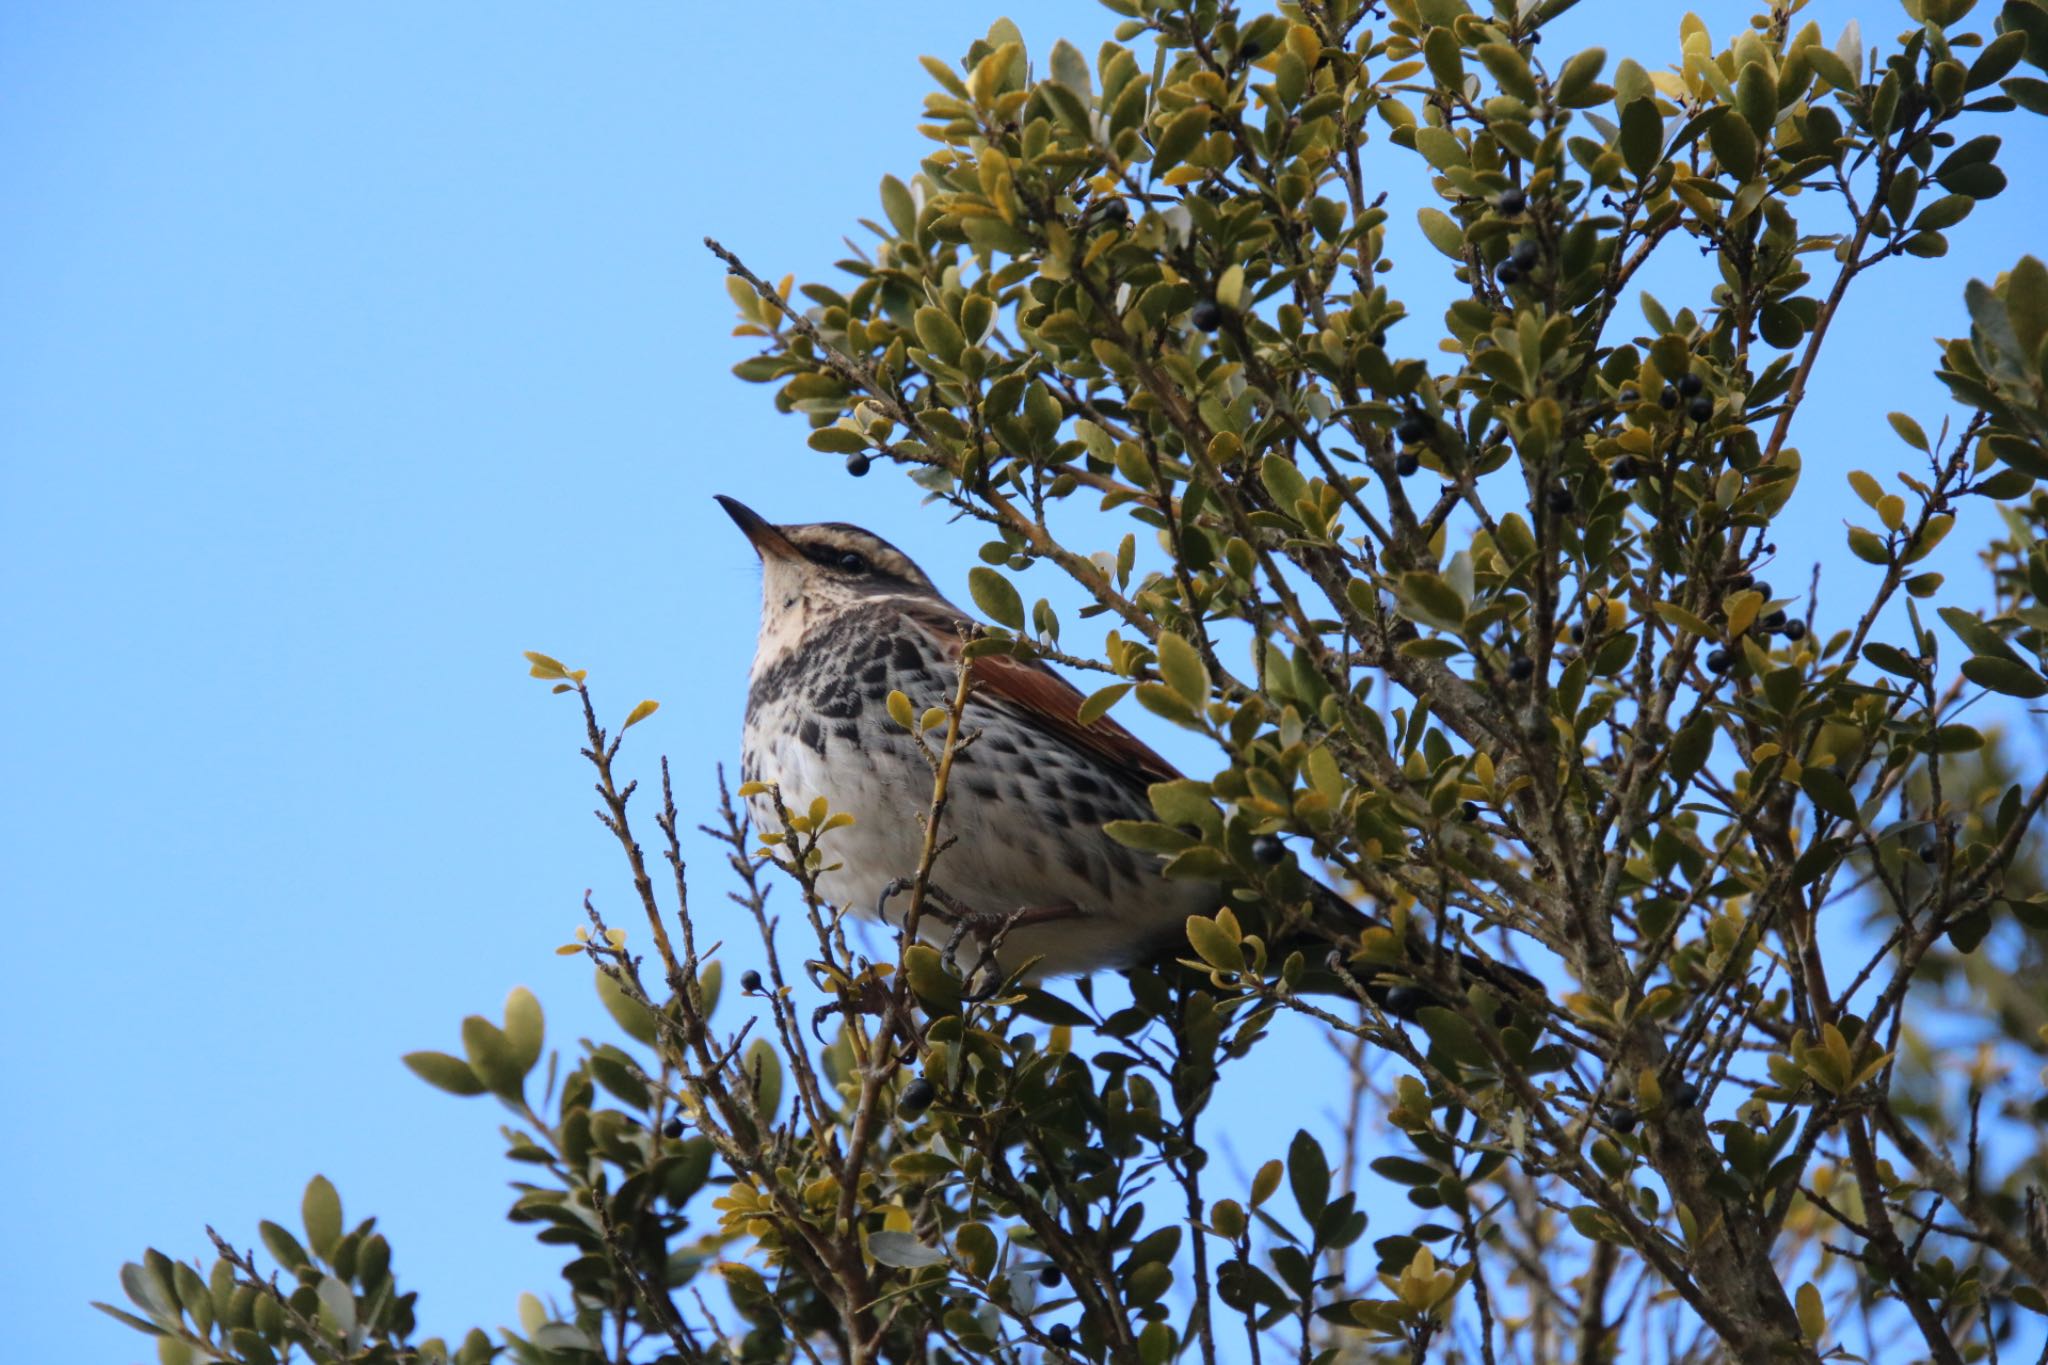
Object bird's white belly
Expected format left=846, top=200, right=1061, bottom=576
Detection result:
left=741, top=701, right=1213, bottom=979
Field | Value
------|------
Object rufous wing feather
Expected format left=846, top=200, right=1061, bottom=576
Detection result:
left=902, top=601, right=1180, bottom=795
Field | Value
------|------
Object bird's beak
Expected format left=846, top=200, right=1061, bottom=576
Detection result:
left=715, top=495, right=800, bottom=562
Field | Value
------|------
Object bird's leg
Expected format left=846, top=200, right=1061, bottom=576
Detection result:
left=946, top=903, right=1084, bottom=1002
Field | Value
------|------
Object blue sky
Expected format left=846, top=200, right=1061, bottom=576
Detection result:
left=4, top=4, right=2043, bottom=1361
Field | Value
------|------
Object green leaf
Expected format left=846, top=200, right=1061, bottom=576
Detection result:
left=1417, top=208, right=1466, bottom=259
left=1476, top=43, right=1537, bottom=100
left=1846, top=526, right=1891, bottom=564
left=1862, top=642, right=1922, bottom=677
left=1152, top=106, right=1210, bottom=172
left=503, top=986, right=544, bottom=1075
left=903, top=945, right=963, bottom=1012
left=913, top=306, right=965, bottom=364
left=1397, top=572, right=1467, bottom=632
left=806, top=426, right=869, bottom=454
left=595, top=966, right=659, bottom=1045
left=1887, top=412, right=1929, bottom=452
left=1288, top=1129, right=1331, bottom=1220
left=1049, top=38, right=1092, bottom=96
left=1807, top=45, right=1855, bottom=92
left=1921, top=723, right=1985, bottom=753
left=1792, top=836, right=1846, bottom=886
left=1368, top=1156, right=1441, bottom=1186
left=403, top=1050, right=486, bottom=1097
left=1155, top=630, right=1210, bottom=706
left=1568, top=1205, right=1630, bottom=1246
left=744, top=1038, right=782, bottom=1121
left=1796, top=1282, right=1826, bottom=1342
left=301, top=1176, right=342, bottom=1260
left=1961, top=655, right=2048, bottom=698
left=1186, top=915, right=1245, bottom=973
left=259, top=1220, right=310, bottom=1271
left=868, top=1230, right=947, bottom=1269
left=1556, top=47, right=1608, bottom=106
left=461, top=1015, right=526, bottom=1101
left=1651, top=600, right=1713, bottom=638
left=1800, top=768, right=1859, bottom=822
left=1939, top=606, right=2024, bottom=664
left=1103, top=820, right=1197, bottom=855
left=1423, top=27, right=1464, bottom=88
left=1619, top=99, right=1663, bottom=179
left=91, top=1302, right=166, bottom=1338
left=2008, top=254, right=2048, bottom=359
left=1735, top=61, right=1777, bottom=136
left=967, top=567, right=1025, bottom=629
left=1707, top=109, right=1758, bottom=181
left=879, top=174, right=918, bottom=238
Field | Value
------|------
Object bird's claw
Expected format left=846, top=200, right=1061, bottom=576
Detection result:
left=874, top=877, right=912, bottom=926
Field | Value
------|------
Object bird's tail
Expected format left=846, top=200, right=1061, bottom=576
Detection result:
left=1278, top=882, right=1542, bottom=1021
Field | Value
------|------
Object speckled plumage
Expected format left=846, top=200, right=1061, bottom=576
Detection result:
left=721, top=498, right=1216, bottom=979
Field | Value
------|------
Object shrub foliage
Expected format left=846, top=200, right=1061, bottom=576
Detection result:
left=106, top=0, right=2048, bottom=1361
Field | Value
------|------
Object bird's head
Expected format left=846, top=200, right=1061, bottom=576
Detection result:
left=716, top=496, right=941, bottom=653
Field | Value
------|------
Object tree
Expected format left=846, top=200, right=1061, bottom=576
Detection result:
left=103, top=0, right=2048, bottom=1360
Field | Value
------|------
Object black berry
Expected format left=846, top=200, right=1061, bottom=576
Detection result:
left=1383, top=985, right=1431, bottom=1015
left=1090, top=198, right=1128, bottom=228
left=1570, top=624, right=1586, bottom=642
left=1659, top=386, right=1678, bottom=409
left=1546, top=486, right=1574, bottom=514
left=899, top=1076, right=936, bottom=1116
left=1509, top=654, right=1535, bottom=681
left=663, top=1117, right=685, bottom=1139
left=1611, top=456, right=1638, bottom=480
left=740, top=969, right=763, bottom=994
left=1761, top=610, right=1787, bottom=630
left=1395, top=452, right=1420, bottom=477
left=1780, top=619, right=1808, bottom=642
left=1370, top=329, right=1387, bottom=345
left=1250, top=833, right=1286, bottom=865
left=1239, top=39, right=1261, bottom=59
left=1395, top=412, right=1433, bottom=444
left=1190, top=299, right=1222, bottom=332
left=1618, top=386, right=1640, bottom=404
left=845, top=453, right=871, bottom=477
left=1039, top=1265, right=1062, bottom=1286
left=1048, top=1323, right=1074, bottom=1347
left=1497, top=188, right=1527, bottom=215
left=1705, top=648, right=1733, bottom=672
left=1675, top=372, right=1703, bottom=397
left=1725, top=572, right=1753, bottom=590
left=1688, top=395, right=1713, bottom=422
left=1462, top=800, right=1482, bottom=822
left=1496, top=262, right=1522, bottom=286
left=1510, top=238, right=1540, bottom=270
left=1920, top=842, right=1939, bottom=864
left=1751, top=581, right=1773, bottom=601
left=1612, top=1107, right=1638, bottom=1133
left=1668, top=1080, right=1701, bottom=1112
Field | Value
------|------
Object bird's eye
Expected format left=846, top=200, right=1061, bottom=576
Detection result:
left=837, top=551, right=868, bottom=573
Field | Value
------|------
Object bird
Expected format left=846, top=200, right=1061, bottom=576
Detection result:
left=717, top=495, right=1536, bottom=1010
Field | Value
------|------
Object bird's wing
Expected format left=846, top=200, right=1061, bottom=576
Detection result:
left=899, top=599, right=1181, bottom=796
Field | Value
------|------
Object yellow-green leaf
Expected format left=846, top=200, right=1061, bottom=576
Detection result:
left=1155, top=631, right=1210, bottom=706
left=1077, top=682, right=1132, bottom=727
